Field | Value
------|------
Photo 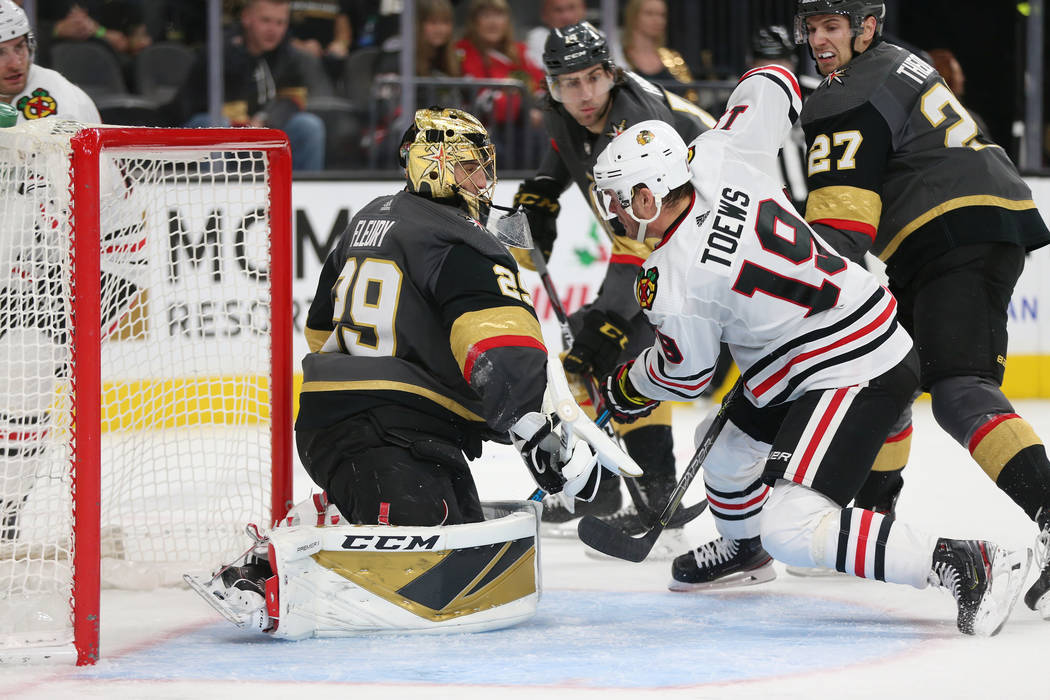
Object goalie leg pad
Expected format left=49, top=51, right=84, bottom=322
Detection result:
left=264, top=502, right=541, bottom=639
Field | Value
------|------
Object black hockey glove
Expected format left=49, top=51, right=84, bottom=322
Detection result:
left=563, top=309, right=629, bottom=377
left=601, top=361, right=658, bottom=424
left=512, top=177, right=561, bottom=261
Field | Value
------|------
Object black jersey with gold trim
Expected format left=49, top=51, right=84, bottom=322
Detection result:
left=297, top=190, right=547, bottom=436
left=801, top=41, right=1050, bottom=284
left=532, top=71, right=716, bottom=320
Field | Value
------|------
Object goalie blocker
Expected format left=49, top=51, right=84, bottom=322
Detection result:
left=186, top=500, right=542, bottom=638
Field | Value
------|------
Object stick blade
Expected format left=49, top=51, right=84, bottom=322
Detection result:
left=577, top=515, right=658, bottom=563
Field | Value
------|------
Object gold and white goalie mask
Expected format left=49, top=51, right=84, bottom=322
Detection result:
left=401, top=107, right=497, bottom=224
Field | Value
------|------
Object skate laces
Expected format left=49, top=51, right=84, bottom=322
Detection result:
left=930, top=560, right=963, bottom=600
left=1036, top=525, right=1049, bottom=570
left=693, top=537, right=738, bottom=568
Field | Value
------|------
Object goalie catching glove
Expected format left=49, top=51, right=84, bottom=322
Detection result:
left=510, top=411, right=604, bottom=504
left=601, top=360, right=658, bottom=423
left=512, top=177, right=562, bottom=263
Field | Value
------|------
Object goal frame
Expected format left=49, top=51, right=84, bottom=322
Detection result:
left=66, top=127, right=294, bottom=665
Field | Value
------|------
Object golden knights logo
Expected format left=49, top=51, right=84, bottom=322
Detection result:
left=17, top=88, right=57, bottom=120
left=687, top=145, right=696, bottom=163
left=605, top=119, right=628, bottom=140
left=636, top=267, right=658, bottom=310
left=821, top=66, right=848, bottom=87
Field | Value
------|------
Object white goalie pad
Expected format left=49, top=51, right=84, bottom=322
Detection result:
left=191, top=501, right=543, bottom=640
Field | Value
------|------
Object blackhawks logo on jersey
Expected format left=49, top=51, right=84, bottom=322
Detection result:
left=636, top=267, right=658, bottom=310
left=17, top=88, right=57, bottom=120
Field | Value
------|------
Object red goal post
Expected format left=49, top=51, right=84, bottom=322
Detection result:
left=0, top=124, right=294, bottom=665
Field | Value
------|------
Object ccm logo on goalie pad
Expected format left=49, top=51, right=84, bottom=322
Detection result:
left=341, top=534, right=441, bottom=551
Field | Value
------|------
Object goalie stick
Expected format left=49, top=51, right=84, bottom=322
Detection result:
left=526, top=247, right=707, bottom=528
left=576, top=380, right=741, bottom=562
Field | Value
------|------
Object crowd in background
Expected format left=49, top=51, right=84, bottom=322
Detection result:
left=18, top=0, right=1049, bottom=172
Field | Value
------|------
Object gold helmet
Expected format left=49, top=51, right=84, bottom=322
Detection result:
left=399, top=107, right=496, bottom=222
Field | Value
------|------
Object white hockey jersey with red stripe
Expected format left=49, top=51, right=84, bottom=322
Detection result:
left=627, top=66, right=912, bottom=408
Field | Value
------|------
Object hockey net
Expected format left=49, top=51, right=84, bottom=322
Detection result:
left=0, top=121, right=293, bottom=665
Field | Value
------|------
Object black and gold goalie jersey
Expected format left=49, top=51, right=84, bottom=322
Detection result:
left=801, top=41, right=1050, bottom=285
left=297, top=190, right=547, bottom=437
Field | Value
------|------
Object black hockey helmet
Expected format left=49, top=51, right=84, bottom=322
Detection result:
left=793, top=0, right=885, bottom=44
left=542, top=21, right=610, bottom=77
left=751, top=25, right=795, bottom=60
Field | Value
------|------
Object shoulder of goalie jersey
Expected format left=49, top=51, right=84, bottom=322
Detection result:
left=395, top=190, right=516, bottom=265
left=263, top=501, right=542, bottom=638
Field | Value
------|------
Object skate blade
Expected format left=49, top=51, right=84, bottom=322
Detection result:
left=667, top=561, right=777, bottom=592
left=972, top=547, right=1033, bottom=637
left=183, top=573, right=251, bottom=627
left=785, top=564, right=848, bottom=578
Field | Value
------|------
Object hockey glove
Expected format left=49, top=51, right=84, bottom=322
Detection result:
left=510, top=411, right=600, bottom=501
left=563, top=309, right=629, bottom=377
left=601, top=361, right=658, bottom=423
left=512, top=177, right=561, bottom=261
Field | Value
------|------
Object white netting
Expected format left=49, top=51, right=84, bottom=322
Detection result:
left=0, top=121, right=284, bottom=655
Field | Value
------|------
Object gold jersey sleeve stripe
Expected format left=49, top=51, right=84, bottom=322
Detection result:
left=805, top=185, right=883, bottom=232
left=450, top=306, right=545, bottom=376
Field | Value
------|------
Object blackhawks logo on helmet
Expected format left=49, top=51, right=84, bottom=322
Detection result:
left=636, top=267, right=659, bottom=310
left=636, top=130, right=654, bottom=146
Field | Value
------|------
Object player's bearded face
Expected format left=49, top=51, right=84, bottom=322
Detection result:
left=0, top=36, right=30, bottom=99
left=804, top=14, right=854, bottom=75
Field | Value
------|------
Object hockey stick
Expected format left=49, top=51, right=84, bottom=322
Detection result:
left=528, top=247, right=707, bottom=527
left=577, top=380, right=742, bottom=562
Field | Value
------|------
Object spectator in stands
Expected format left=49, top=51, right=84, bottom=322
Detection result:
left=171, top=0, right=326, bottom=171
left=346, top=0, right=400, bottom=51
left=524, top=0, right=585, bottom=68
left=927, top=47, right=989, bottom=135
left=370, top=0, right=463, bottom=161
left=618, top=0, right=697, bottom=103
left=40, top=1, right=152, bottom=68
left=455, top=0, right=546, bottom=146
left=289, top=0, right=352, bottom=83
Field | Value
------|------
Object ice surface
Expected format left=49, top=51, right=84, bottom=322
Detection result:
left=1, top=400, right=1047, bottom=699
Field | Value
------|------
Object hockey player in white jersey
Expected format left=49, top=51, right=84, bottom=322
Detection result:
left=590, top=65, right=1033, bottom=636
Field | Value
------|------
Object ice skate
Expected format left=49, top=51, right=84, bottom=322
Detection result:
left=668, top=535, right=776, bottom=591
left=1023, top=510, right=1050, bottom=619
left=185, top=541, right=274, bottom=632
left=929, top=538, right=1032, bottom=636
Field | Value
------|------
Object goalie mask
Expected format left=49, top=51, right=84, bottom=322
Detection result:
left=793, top=0, right=885, bottom=44
left=591, top=120, right=691, bottom=242
left=0, top=0, right=34, bottom=60
left=400, top=107, right=497, bottom=224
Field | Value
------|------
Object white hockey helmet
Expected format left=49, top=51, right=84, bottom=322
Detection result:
left=591, top=120, right=691, bottom=241
left=0, top=0, right=34, bottom=58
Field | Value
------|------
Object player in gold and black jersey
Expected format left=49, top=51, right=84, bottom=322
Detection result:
left=295, top=108, right=609, bottom=528
left=795, top=0, right=1050, bottom=616
left=511, top=21, right=716, bottom=535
